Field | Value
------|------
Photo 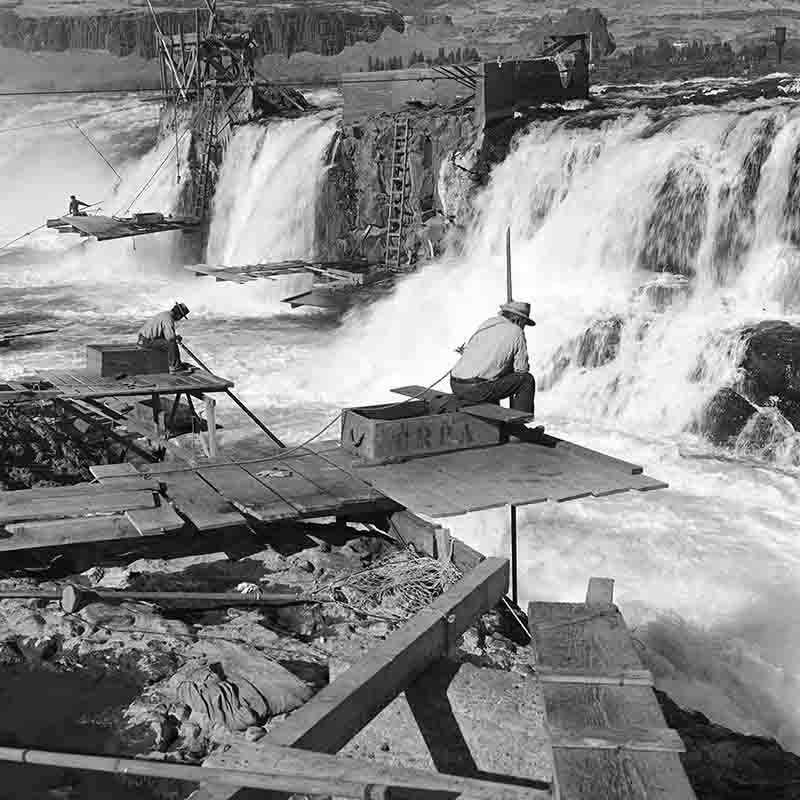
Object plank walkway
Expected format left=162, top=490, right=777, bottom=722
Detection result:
left=528, top=579, right=697, bottom=800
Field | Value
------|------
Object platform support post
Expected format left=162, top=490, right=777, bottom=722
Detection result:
left=204, top=394, right=218, bottom=458
left=509, top=503, right=518, bottom=603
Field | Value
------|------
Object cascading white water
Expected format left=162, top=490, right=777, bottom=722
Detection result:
left=206, top=115, right=337, bottom=265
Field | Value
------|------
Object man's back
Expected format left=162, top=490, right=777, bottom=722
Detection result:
left=451, top=315, right=528, bottom=381
left=138, top=310, right=175, bottom=342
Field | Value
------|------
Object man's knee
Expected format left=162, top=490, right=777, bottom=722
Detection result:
left=518, top=372, right=535, bottom=391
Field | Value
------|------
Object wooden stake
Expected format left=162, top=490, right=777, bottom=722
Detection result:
left=510, top=503, right=518, bottom=603
left=506, top=225, right=513, bottom=302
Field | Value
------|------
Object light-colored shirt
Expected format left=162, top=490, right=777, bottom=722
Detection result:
left=138, top=310, right=176, bottom=342
left=451, top=315, right=529, bottom=380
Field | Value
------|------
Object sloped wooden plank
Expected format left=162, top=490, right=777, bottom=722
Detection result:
left=125, top=504, right=186, bottom=536
left=159, top=472, right=246, bottom=532
left=529, top=602, right=643, bottom=674
left=549, top=726, right=684, bottom=753
left=0, top=490, right=157, bottom=523
left=0, top=515, right=141, bottom=550
left=552, top=749, right=696, bottom=800
left=196, top=463, right=299, bottom=522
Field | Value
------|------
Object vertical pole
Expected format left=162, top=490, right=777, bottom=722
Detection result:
left=204, top=395, right=218, bottom=458
left=506, top=226, right=512, bottom=303
left=195, top=8, right=201, bottom=99
left=509, top=504, right=518, bottom=603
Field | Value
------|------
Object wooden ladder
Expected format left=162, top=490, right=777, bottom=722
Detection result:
left=192, top=86, right=219, bottom=222
left=384, top=117, right=411, bottom=271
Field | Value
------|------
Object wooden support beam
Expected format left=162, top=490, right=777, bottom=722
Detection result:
left=203, top=394, right=219, bottom=458
left=195, top=557, right=510, bottom=800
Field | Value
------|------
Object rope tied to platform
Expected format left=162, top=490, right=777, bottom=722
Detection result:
left=326, top=551, right=462, bottom=621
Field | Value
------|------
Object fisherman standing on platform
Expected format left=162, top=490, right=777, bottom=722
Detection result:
left=68, top=195, right=89, bottom=216
left=450, top=300, right=536, bottom=414
left=137, top=302, right=191, bottom=374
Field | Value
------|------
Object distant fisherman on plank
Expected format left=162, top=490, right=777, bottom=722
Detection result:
left=68, top=195, right=89, bottom=216
left=137, top=302, right=190, bottom=374
left=450, top=300, right=536, bottom=414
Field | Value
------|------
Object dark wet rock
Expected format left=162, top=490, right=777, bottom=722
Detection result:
left=576, top=316, right=624, bottom=368
left=639, top=163, right=709, bottom=277
left=657, top=689, right=800, bottom=800
left=740, top=320, right=800, bottom=405
left=317, top=110, right=485, bottom=266
left=696, top=388, right=757, bottom=445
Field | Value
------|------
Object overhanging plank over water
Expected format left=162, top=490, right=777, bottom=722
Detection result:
left=47, top=214, right=200, bottom=241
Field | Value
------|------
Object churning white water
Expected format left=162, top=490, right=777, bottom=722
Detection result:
left=4, top=80, right=800, bottom=750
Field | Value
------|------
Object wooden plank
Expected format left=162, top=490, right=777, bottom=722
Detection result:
left=125, top=504, right=186, bottom=536
left=89, top=463, right=140, bottom=480
left=0, top=481, right=159, bottom=504
left=159, top=471, right=246, bottom=532
left=0, top=490, right=157, bottom=523
left=0, top=515, right=141, bottom=550
left=551, top=750, right=696, bottom=800
left=461, top=404, right=535, bottom=424
left=196, top=463, right=299, bottom=523
left=586, top=577, right=614, bottom=605
left=538, top=668, right=654, bottom=686
left=528, top=602, right=644, bottom=674
left=236, top=459, right=347, bottom=519
left=543, top=685, right=667, bottom=731
left=210, top=741, right=550, bottom=800
left=549, top=726, right=685, bottom=753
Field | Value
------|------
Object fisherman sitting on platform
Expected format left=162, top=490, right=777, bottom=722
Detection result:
left=137, top=302, right=191, bottom=374
left=68, top=195, right=89, bottom=216
left=450, top=300, right=536, bottom=414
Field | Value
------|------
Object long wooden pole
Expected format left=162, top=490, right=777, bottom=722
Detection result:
left=510, top=504, right=518, bottom=603
left=179, top=342, right=286, bottom=448
left=506, top=225, right=513, bottom=302
left=0, top=747, right=383, bottom=800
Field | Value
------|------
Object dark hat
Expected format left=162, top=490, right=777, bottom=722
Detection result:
left=500, top=300, right=535, bottom=326
left=173, top=302, right=190, bottom=318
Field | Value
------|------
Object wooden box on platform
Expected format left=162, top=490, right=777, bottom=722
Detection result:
left=86, top=343, right=169, bottom=377
left=341, top=401, right=500, bottom=465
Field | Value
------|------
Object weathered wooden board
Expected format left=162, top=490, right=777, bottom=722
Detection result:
left=148, top=469, right=246, bottom=532
left=196, top=463, right=299, bottom=522
left=86, top=343, right=170, bottom=377
left=0, top=490, right=157, bottom=523
left=89, top=463, right=140, bottom=481
left=529, top=602, right=643, bottom=674
left=0, top=515, right=141, bottom=550
left=549, top=726, right=684, bottom=753
left=544, top=685, right=667, bottom=731
left=552, top=749, right=695, bottom=800
left=125, top=504, right=186, bottom=536
left=538, top=667, right=654, bottom=686
left=197, top=558, right=510, bottom=800
left=236, top=459, right=348, bottom=519
left=0, top=481, right=157, bottom=503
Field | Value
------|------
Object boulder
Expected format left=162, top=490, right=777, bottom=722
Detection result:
left=741, top=320, right=800, bottom=405
left=696, top=388, right=757, bottom=445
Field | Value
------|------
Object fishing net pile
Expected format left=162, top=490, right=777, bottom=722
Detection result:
left=328, top=551, right=462, bottom=621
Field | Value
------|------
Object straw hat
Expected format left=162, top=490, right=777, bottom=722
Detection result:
left=500, top=300, right=535, bottom=326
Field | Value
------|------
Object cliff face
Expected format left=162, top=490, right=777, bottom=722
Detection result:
left=0, top=3, right=404, bottom=58
left=315, top=109, right=481, bottom=266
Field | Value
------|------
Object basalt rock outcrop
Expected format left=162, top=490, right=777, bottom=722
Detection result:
left=0, top=3, right=404, bottom=59
left=657, top=689, right=800, bottom=800
left=316, top=109, right=481, bottom=265
left=695, top=320, right=800, bottom=450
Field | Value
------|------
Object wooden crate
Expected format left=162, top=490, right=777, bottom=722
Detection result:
left=86, top=343, right=169, bottom=377
left=341, top=401, right=500, bottom=465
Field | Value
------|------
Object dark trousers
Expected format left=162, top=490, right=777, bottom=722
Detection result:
left=138, top=335, right=180, bottom=371
left=450, top=372, right=535, bottom=414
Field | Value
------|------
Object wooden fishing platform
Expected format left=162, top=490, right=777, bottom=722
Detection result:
left=0, top=373, right=667, bottom=553
left=47, top=213, right=201, bottom=242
